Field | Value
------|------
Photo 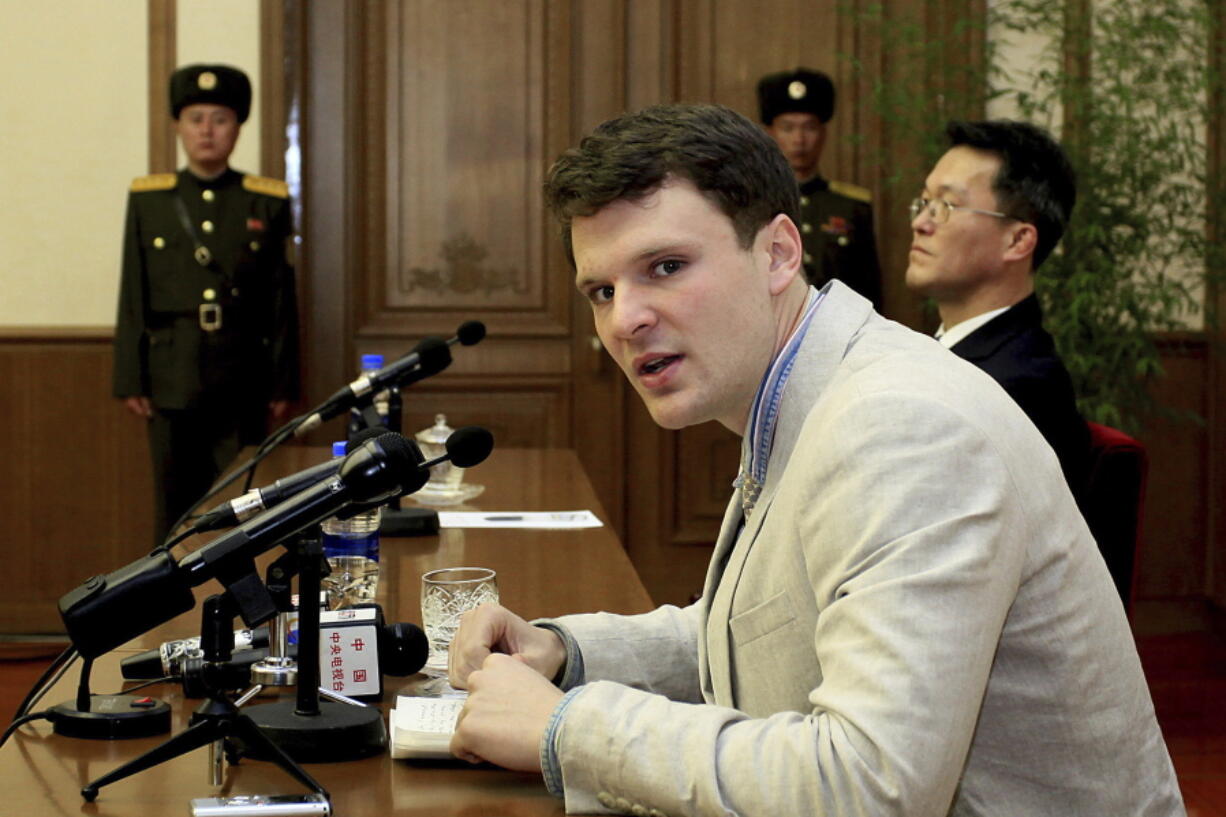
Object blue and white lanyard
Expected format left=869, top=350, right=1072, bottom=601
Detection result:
left=734, top=287, right=824, bottom=514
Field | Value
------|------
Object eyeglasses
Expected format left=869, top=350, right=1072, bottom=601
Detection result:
left=909, top=197, right=1011, bottom=224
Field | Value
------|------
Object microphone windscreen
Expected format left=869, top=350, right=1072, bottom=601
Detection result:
left=347, top=424, right=395, bottom=448
left=456, top=320, right=486, bottom=346
left=416, top=337, right=451, bottom=374
left=446, top=426, right=495, bottom=468
left=369, top=432, right=418, bottom=469
left=380, top=621, right=430, bottom=676
left=374, top=435, right=430, bottom=495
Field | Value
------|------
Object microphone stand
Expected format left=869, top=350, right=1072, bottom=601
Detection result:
left=245, top=551, right=301, bottom=692
left=348, top=410, right=439, bottom=537
left=48, top=654, right=172, bottom=740
left=237, top=530, right=388, bottom=762
left=79, top=592, right=327, bottom=803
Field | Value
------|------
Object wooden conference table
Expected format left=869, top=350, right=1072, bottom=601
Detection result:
left=0, top=447, right=654, bottom=816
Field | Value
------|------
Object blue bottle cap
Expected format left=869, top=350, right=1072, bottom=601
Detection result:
left=332, top=441, right=347, bottom=457
left=360, top=354, right=384, bottom=371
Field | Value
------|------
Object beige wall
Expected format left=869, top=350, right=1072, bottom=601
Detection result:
left=0, top=1, right=147, bottom=327
left=0, top=0, right=260, bottom=328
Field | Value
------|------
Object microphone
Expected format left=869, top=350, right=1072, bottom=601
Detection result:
left=422, top=425, right=494, bottom=470
left=294, top=321, right=486, bottom=436
left=191, top=426, right=393, bottom=533
left=59, top=432, right=428, bottom=659
left=120, top=626, right=270, bottom=680
left=178, top=620, right=429, bottom=698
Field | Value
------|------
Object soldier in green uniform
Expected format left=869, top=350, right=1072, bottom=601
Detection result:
left=112, top=64, right=300, bottom=544
left=758, top=68, right=883, bottom=310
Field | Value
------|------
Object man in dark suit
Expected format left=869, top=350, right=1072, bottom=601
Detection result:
left=758, top=68, right=883, bottom=310
left=112, top=64, right=300, bottom=543
left=905, top=119, right=1089, bottom=502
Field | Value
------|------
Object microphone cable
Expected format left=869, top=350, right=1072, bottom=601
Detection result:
left=1, top=711, right=51, bottom=748
left=1, top=645, right=76, bottom=747
left=0, top=657, right=175, bottom=748
left=159, top=417, right=306, bottom=551
left=12, top=645, right=77, bottom=721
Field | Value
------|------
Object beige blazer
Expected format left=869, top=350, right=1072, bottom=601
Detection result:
left=551, top=283, right=1182, bottom=817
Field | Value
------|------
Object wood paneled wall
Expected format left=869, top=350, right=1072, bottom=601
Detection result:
left=295, top=0, right=629, bottom=534
left=0, top=330, right=1216, bottom=631
left=0, top=331, right=155, bottom=632
left=1, top=0, right=1221, bottom=634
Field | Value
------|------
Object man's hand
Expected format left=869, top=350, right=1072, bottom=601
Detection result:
left=450, top=653, right=564, bottom=770
left=121, top=396, right=153, bottom=419
left=448, top=603, right=567, bottom=689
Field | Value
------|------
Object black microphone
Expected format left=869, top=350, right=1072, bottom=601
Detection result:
left=333, top=426, right=491, bottom=519
left=294, top=337, right=449, bottom=436
left=178, top=621, right=429, bottom=698
left=120, top=626, right=270, bottom=680
left=294, top=321, right=485, bottom=437
left=423, top=425, right=495, bottom=470
left=192, top=426, right=393, bottom=533
left=58, top=433, right=428, bottom=660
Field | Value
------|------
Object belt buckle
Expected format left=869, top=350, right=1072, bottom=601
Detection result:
left=199, top=303, right=222, bottom=332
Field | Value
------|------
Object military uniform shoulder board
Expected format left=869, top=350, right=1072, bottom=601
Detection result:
left=130, top=173, right=177, bottom=193
left=829, top=180, right=872, bottom=203
left=242, top=174, right=289, bottom=199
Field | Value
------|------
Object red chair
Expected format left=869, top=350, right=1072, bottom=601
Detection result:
left=1081, top=422, right=1149, bottom=614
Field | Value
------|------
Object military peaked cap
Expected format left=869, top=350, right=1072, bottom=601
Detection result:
left=757, top=68, right=835, bottom=125
left=170, top=64, right=252, bottom=122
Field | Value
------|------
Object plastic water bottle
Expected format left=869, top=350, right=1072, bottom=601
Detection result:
left=321, top=440, right=381, bottom=609
left=347, top=354, right=390, bottom=437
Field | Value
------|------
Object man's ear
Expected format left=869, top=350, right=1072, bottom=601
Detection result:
left=1004, top=222, right=1039, bottom=264
left=764, top=213, right=803, bottom=295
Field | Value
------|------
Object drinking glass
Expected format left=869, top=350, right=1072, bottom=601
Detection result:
left=420, top=567, right=499, bottom=676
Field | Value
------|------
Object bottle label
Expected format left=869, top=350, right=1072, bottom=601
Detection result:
left=322, top=531, right=380, bottom=560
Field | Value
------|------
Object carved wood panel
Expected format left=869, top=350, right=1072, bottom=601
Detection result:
left=354, top=0, right=569, bottom=339
left=298, top=0, right=629, bottom=539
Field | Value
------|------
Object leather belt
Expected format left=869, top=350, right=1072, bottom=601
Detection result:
left=148, top=307, right=224, bottom=333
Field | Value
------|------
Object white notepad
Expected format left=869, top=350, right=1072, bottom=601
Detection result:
left=389, top=694, right=465, bottom=759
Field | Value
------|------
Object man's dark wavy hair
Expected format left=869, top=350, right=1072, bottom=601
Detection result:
left=945, top=119, right=1077, bottom=269
left=544, top=103, right=799, bottom=267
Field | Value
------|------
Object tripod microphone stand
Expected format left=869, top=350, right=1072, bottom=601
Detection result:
left=79, top=591, right=327, bottom=802
left=237, top=531, right=387, bottom=763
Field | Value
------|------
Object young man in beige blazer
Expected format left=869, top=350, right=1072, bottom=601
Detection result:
left=443, top=104, right=1182, bottom=816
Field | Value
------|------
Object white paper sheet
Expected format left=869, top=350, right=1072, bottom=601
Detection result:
left=436, top=510, right=604, bottom=529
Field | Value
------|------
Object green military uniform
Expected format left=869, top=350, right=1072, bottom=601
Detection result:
left=758, top=68, right=883, bottom=310
left=112, top=168, right=299, bottom=542
left=113, top=61, right=301, bottom=539
left=112, top=63, right=299, bottom=543
left=796, top=175, right=882, bottom=310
